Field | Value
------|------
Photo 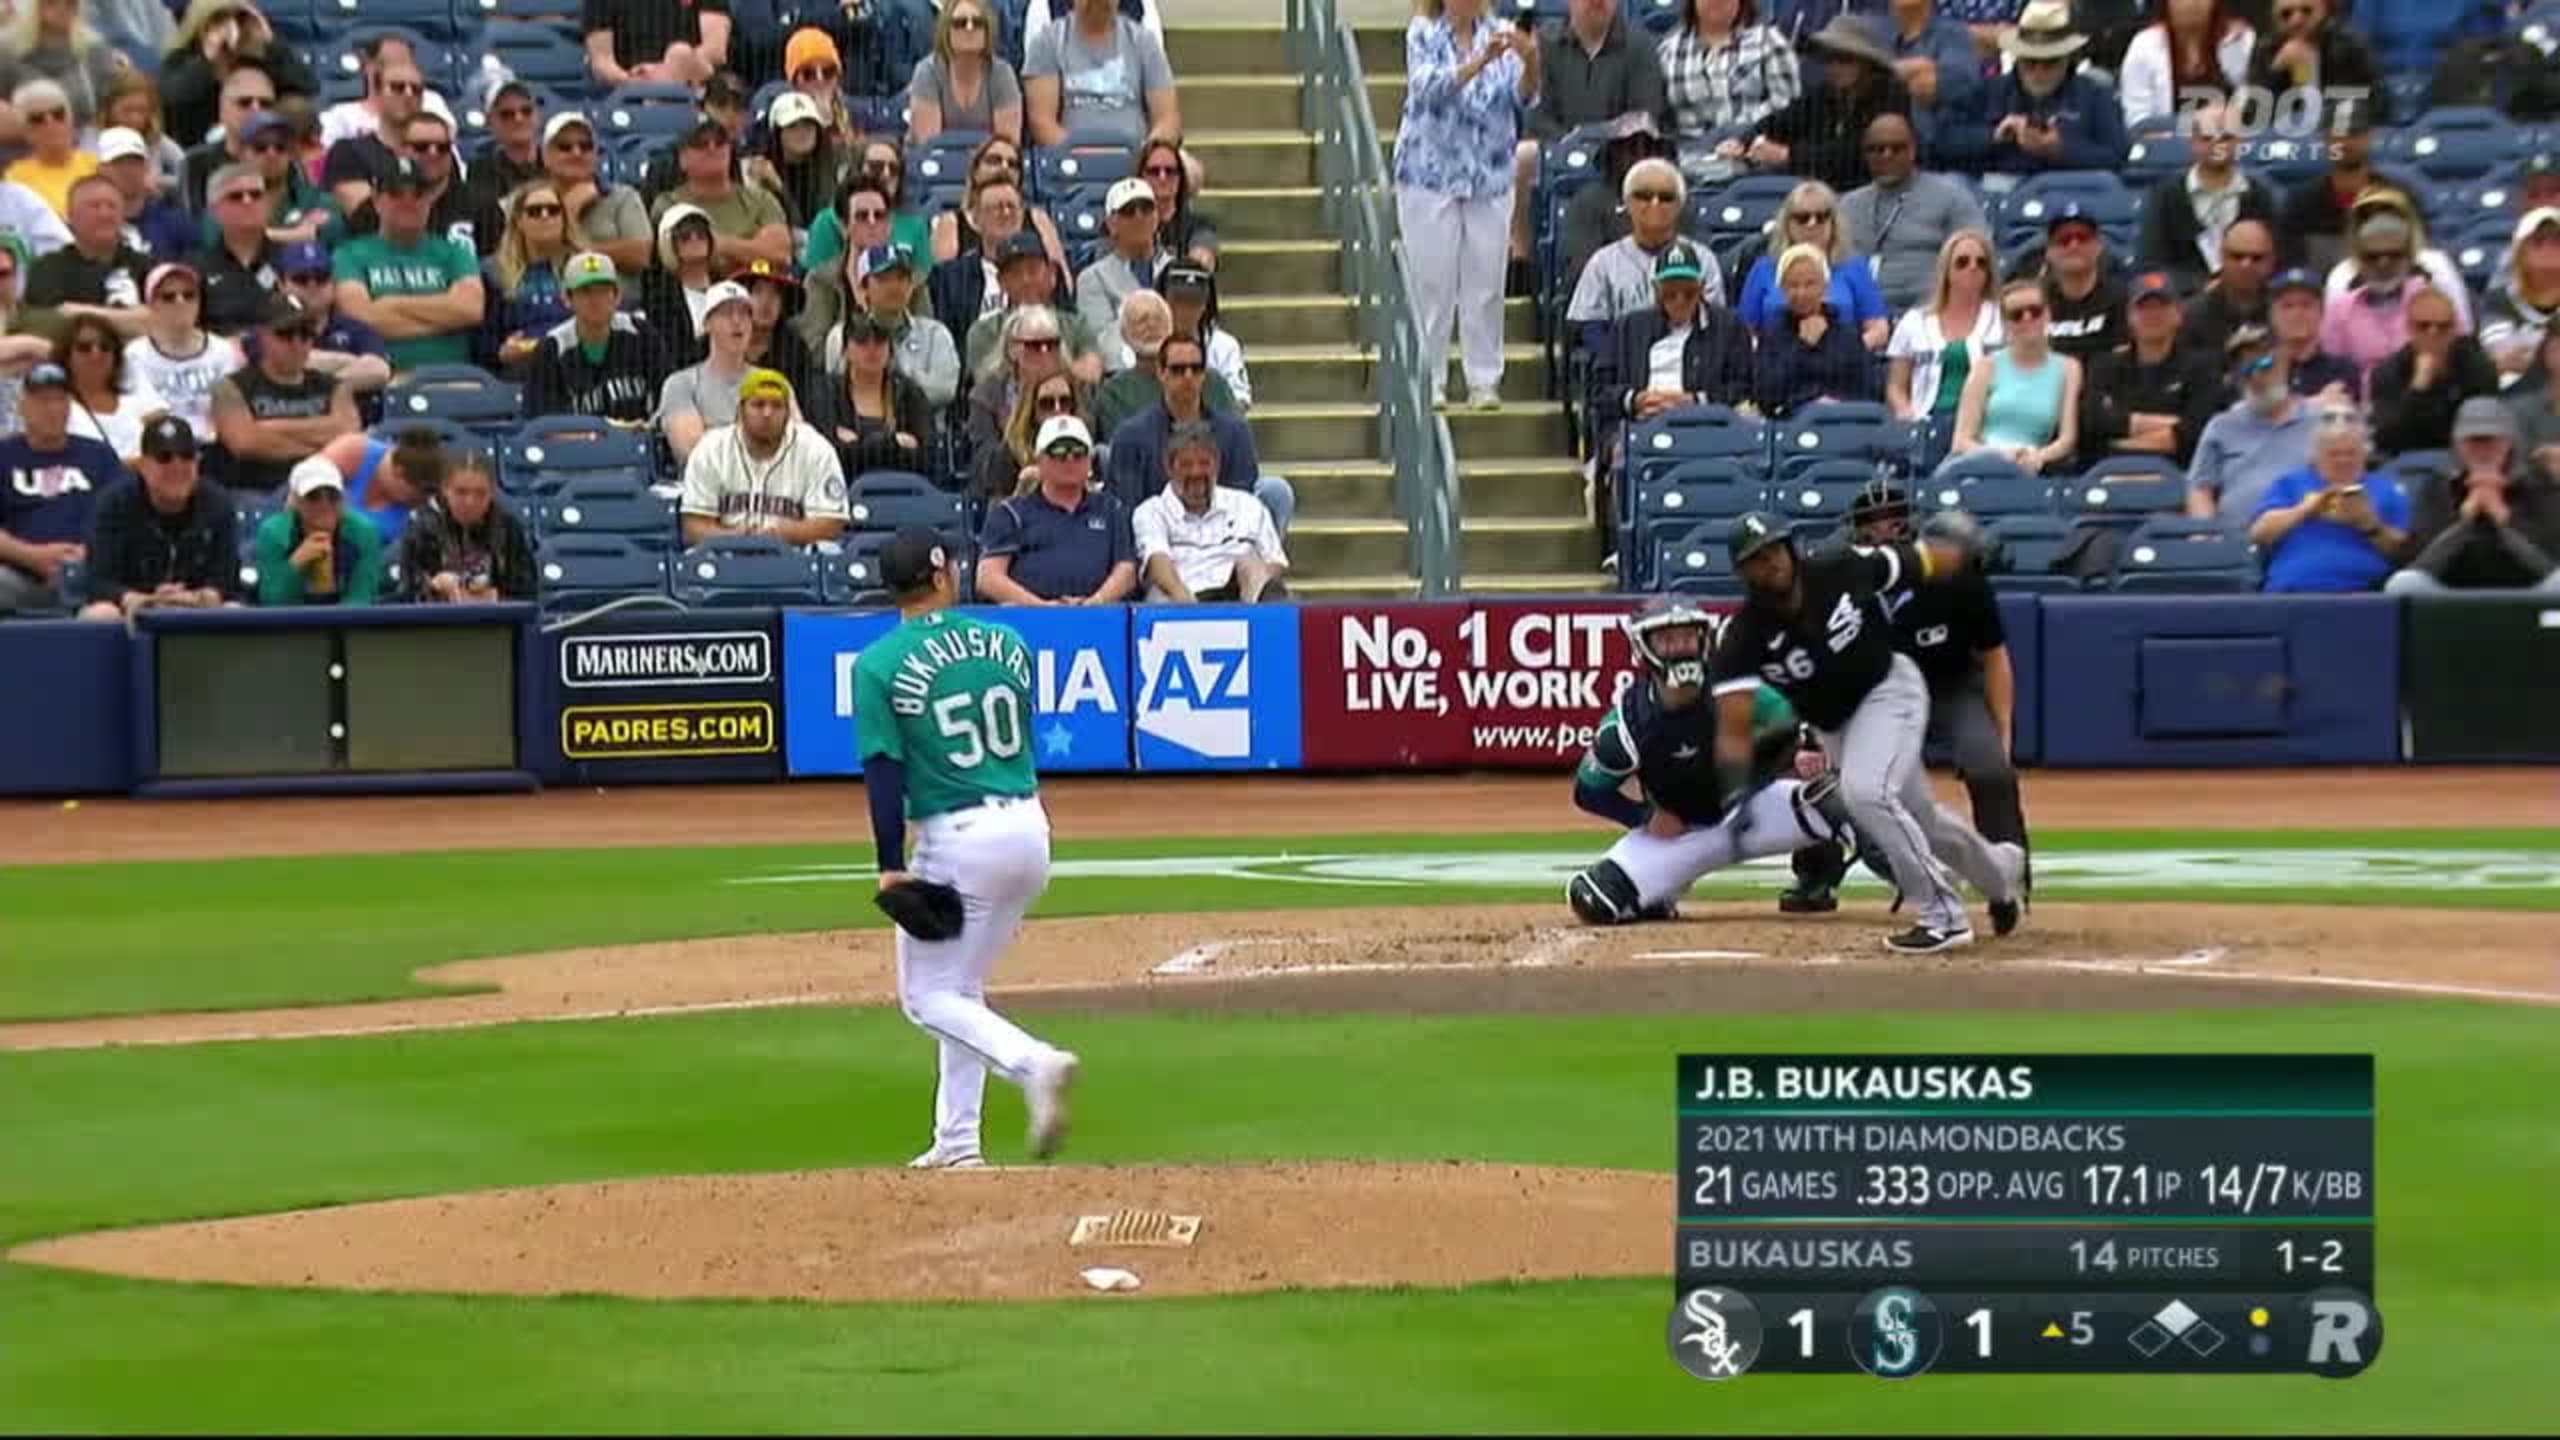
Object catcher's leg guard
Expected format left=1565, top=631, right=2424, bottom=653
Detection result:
left=1567, top=858, right=1645, bottom=926
left=1778, top=772, right=1851, bottom=914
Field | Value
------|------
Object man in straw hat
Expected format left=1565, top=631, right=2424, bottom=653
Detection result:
left=1941, top=0, right=2127, bottom=178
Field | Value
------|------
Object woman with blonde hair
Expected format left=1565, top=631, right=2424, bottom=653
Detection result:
left=1736, top=179, right=1888, bottom=348
left=56, top=311, right=167, bottom=463
left=1754, top=243, right=1879, bottom=417
left=1886, top=228, right=2002, bottom=423
left=964, top=303, right=1070, bottom=460
left=157, top=0, right=314, bottom=146
left=1949, top=277, right=2081, bottom=474
left=484, top=181, right=579, bottom=372
left=908, top=0, right=1022, bottom=145
left=0, top=0, right=124, bottom=134
left=976, top=369, right=1086, bottom=499
left=97, top=70, right=183, bottom=194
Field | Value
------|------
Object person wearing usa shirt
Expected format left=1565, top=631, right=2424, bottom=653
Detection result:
left=1394, top=0, right=1540, bottom=412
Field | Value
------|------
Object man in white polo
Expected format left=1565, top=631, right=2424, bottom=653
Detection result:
left=1131, top=418, right=1287, bottom=603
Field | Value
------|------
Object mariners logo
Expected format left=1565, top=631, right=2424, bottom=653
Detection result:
left=1665, top=1285, right=1763, bottom=1382
left=1851, top=1286, right=1944, bottom=1380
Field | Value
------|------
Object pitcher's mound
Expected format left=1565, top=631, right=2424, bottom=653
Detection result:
left=12, top=1162, right=1666, bottom=1302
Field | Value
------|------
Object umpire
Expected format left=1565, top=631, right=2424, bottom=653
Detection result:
left=1842, top=477, right=2032, bottom=884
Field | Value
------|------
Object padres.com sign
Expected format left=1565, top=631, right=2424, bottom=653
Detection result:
left=546, top=615, right=785, bottom=781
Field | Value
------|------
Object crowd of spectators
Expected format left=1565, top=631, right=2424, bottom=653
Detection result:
left=0, top=0, right=1304, bottom=619
left=1443, top=0, right=2560, bottom=593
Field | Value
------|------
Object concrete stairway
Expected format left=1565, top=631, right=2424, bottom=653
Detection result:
left=1167, top=21, right=1601, bottom=597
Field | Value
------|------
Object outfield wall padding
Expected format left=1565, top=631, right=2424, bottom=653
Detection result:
left=0, top=621, right=133, bottom=795
left=2037, top=596, right=2402, bottom=767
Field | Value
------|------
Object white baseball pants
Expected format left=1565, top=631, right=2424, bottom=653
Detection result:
left=1601, top=781, right=1837, bottom=908
left=1821, top=655, right=2014, bottom=933
left=896, top=794, right=1060, bottom=1156
left=1396, top=184, right=1511, bottom=396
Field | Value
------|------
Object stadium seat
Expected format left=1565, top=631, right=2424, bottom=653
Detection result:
left=385, top=365, right=524, bottom=433
left=456, top=83, right=571, bottom=135
left=2450, top=215, right=2513, bottom=295
left=315, top=0, right=470, bottom=43
left=319, top=27, right=458, bottom=88
left=1983, top=515, right=2082, bottom=592
left=2379, top=111, right=2531, bottom=183
left=1629, top=471, right=1763, bottom=587
left=672, top=535, right=826, bottom=608
left=1995, top=172, right=2137, bottom=250
left=467, top=0, right=586, bottom=36
left=1774, top=404, right=1917, bottom=479
left=1628, top=0, right=1684, bottom=34
left=261, top=0, right=324, bottom=46
left=369, top=416, right=483, bottom=468
left=846, top=472, right=965, bottom=533
left=536, top=535, right=670, bottom=614
left=2057, top=457, right=2187, bottom=527
left=1655, top=526, right=1741, bottom=596
left=537, top=476, right=677, bottom=550
left=910, top=131, right=990, bottom=192
left=1764, top=470, right=1866, bottom=542
left=1690, top=175, right=1800, bottom=247
left=483, top=22, right=593, bottom=89
left=822, top=532, right=898, bottom=606
left=1032, top=144, right=1136, bottom=202
left=1942, top=470, right=2057, bottom=521
left=503, top=416, right=655, bottom=490
left=599, top=83, right=705, bottom=140
left=2386, top=449, right=2454, bottom=496
left=2110, top=516, right=2260, bottom=592
left=2123, top=131, right=2192, bottom=187
left=1626, top=407, right=1771, bottom=500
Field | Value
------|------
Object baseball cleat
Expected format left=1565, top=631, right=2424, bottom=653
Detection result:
left=1778, top=886, right=1838, bottom=914
left=908, top=1145, right=987, bottom=1170
left=1026, top=1049, right=1079, bottom=1160
left=1990, top=842, right=2029, bottom=937
left=1884, top=924, right=1974, bottom=955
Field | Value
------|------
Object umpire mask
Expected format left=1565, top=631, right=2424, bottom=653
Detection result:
left=1630, top=603, right=1713, bottom=693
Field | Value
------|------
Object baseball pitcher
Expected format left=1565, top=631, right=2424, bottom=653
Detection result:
left=854, top=527, right=1080, bottom=1169
left=1564, top=597, right=1858, bottom=926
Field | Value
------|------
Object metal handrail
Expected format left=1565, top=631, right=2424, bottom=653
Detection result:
left=1286, top=0, right=1463, bottom=596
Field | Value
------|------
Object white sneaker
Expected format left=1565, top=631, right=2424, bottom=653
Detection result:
left=1467, top=385, right=1502, bottom=411
left=907, top=1144, right=986, bottom=1170
left=1025, top=1049, right=1080, bottom=1160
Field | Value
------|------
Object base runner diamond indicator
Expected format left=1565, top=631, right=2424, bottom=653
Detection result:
left=2182, top=1322, right=2228, bottom=1357
left=2128, top=1322, right=2173, bottom=1358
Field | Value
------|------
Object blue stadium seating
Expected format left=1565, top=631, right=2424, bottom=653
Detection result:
left=1625, top=407, right=1770, bottom=496
left=504, top=416, right=655, bottom=483
left=316, top=0, right=472, bottom=43
left=1627, top=0, right=1684, bottom=33
left=385, top=365, right=525, bottom=434
left=673, top=536, right=827, bottom=607
left=2123, top=131, right=2192, bottom=187
left=1656, top=523, right=1741, bottom=597
left=2058, top=457, right=2187, bottom=528
left=470, top=0, right=587, bottom=37
left=2230, top=135, right=2332, bottom=185
left=1690, top=175, right=1800, bottom=246
left=536, top=536, right=670, bottom=614
left=1945, top=471, right=2058, bottom=522
left=314, top=27, right=462, bottom=92
left=1774, top=403, right=1916, bottom=480
left=823, top=533, right=898, bottom=606
left=2380, top=112, right=2534, bottom=183
left=2386, top=449, right=2454, bottom=497
left=261, top=0, right=324, bottom=46
left=2110, top=516, right=2259, bottom=592
left=537, top=476, right=677, bottom=550
left=599, top=83, right=705, bottom=141
left=846, top=472, right=966, bottom=533
left=1983, top=515, right=2081, bottom=592
left=1995, top=172, right=2138, bottom=251
left=909, top=131, right=990, bottom=192
left=1033, top=144, right=1137, bottom=202
left=1629, top=471, right=1762, bottom=587
left=1763, top=472, right=1865, bottom=542
left=483, top=22, right=593, bottom=89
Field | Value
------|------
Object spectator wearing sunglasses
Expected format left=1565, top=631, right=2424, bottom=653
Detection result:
left=0, top=0, right=124, bottom=136
left=908, top=0, right=1024, bottom=146
left=2243, top=0, right=2386, bottom=128
left=262, top=241, right=391, bottom=408
left=808, top=310, right=938, bottom=480
left=1092, top=289, right=1236, bottom=441
left=1743, top=17, right=1911, bottom=196
left=316, top=35, right=454, bottom=156
left=746, top=92, right=849, bottom=241
left=24, top=174, right=152, bottom=336
left=1565, top=159, right=1709, bottom=364
left=123, top=261, right=242, bottom=460
left=636, top=72, right=753, bottom=203
left=1136, top=137, right=1218, bottom=272
left=956, top=229, right=1100, bottom=380
left=6, top=79, right=99, bottom=221
left=975, top=369, right=1084, bottom=500
left=975, top=413, right=1139, bottom=606
left=2190, top=333, right=2317, bottom=523
left=1937, top=0, right=2128, bottom=179
left=2178, top=217, right=2279, bottom=364
left=208, top=292, right=356, bottom=498
left=95, top=127, right=192, bottom=263
left=778, top=27, right=862, bottom=153
left=2077, top=269, right=2222, bottom=468
left=158, top=0, right=320, bottom=150
left=1735, top=179, right=1888, bottom=348
left=2367, top=285, right=2497, bottom=455
left=826, top=245, right=959, bottom=409
left=198, top=109, right=335, bottom=252
left=648, top=111, right=792, bottom=271
left=341, top=113, right=499, bottom=259
left=460, top=81, right=547, bottom=230
left=321, top=55, right=434, bottom=217
left=179, top=62, right=278, bottom=209
left=190, top=163, right=279, bottom=337
left=539, top=112, right=652, bottom=278
left=584, top=0, right=730, bottom=90
left=923, top=138, right=1067, bottom=273
left=1077, top=177, right=1175, bottom=373
left=2319, top=198, right=2467, bottom=393
left=332, top=157, right=485, bottom=374
left=483, top=178, right=579, bottom=374
left=1885, top=227, right=2001, bottom=424
left=1841, top=113, right=1986, bottom=316
left=808, top=168, right=937, bottom=283
left=1105, top=333, right=1290, bottom=533
left=1947, top=277, right=2082, bottom=474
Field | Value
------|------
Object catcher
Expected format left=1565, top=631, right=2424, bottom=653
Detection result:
left=1565, top=596, right=1858, bottom=926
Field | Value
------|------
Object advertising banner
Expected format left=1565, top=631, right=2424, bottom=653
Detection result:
left=1295, top=602, right=1472, bottom=768
left=546, top=612, right=782, bottom=783
left=782, top=606, right=1132, bottom=776
left=1130, top=605, right=1302, bottom=771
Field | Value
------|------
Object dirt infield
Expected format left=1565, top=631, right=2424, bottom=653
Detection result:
left=9, top=900, right=2551, bottom=1053
left=9, top=767, right=2556, bottom=865
left=11, top=1162, right=1663, bottom=1302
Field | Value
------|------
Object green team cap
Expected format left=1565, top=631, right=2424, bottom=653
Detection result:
left=564, top=251, right=620, bottom=291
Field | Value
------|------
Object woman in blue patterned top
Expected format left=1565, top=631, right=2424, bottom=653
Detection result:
left=1395, top=0, right=1541, bottom=411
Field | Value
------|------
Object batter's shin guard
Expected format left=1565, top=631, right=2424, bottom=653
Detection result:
left=1567, top=858, right=1644, bottom=926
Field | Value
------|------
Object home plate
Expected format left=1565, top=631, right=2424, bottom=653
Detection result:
left=1631, top=949, right=1767, bottom=961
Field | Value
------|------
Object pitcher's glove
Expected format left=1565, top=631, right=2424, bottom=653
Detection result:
left=875, top=878, right=965, bottom=941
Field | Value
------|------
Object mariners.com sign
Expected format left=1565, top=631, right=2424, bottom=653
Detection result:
left=560, top=632, right=775, bottom=688
left=556, top=629, right=782, bottom=764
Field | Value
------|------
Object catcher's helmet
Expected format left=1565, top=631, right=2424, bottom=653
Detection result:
left=1628, top=595, right=1715, bottom=689
left=1849, top=474, right=1910, bottom=531
left=1728, top=510, right=1795, bottom=568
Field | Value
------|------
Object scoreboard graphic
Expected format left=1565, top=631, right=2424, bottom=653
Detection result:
left=1665, top=1055, right=2379, bottom=1379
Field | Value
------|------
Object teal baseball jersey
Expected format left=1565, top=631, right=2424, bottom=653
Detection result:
left=1577, top=680, right=1802, bottom=824
left=853, top=611, right=1040, bottom=819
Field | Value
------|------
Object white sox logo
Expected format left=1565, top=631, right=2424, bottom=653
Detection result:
left=1824, top=593, right=1862, bottom=653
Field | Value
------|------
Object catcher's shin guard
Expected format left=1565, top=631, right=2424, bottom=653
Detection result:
left=1567, top=858, right=1645, bottom=926
left=1778, top=773, right=1852, bottom=914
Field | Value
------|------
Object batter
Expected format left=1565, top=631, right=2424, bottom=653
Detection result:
left=1708, top=511, right=2026, bottom=953
left=853, top=527, right=1079, bottom=1169
left=1564, top=597, right=1858, bottom=925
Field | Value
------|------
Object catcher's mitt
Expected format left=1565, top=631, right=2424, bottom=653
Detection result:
left=875, top=878, right=965, bottom=941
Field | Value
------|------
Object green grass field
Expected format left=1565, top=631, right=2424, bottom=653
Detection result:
left=5, top=827, right=2555, bottom=1433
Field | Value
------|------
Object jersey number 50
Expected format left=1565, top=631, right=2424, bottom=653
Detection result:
left=932, top=687, right=1026, bottom=768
